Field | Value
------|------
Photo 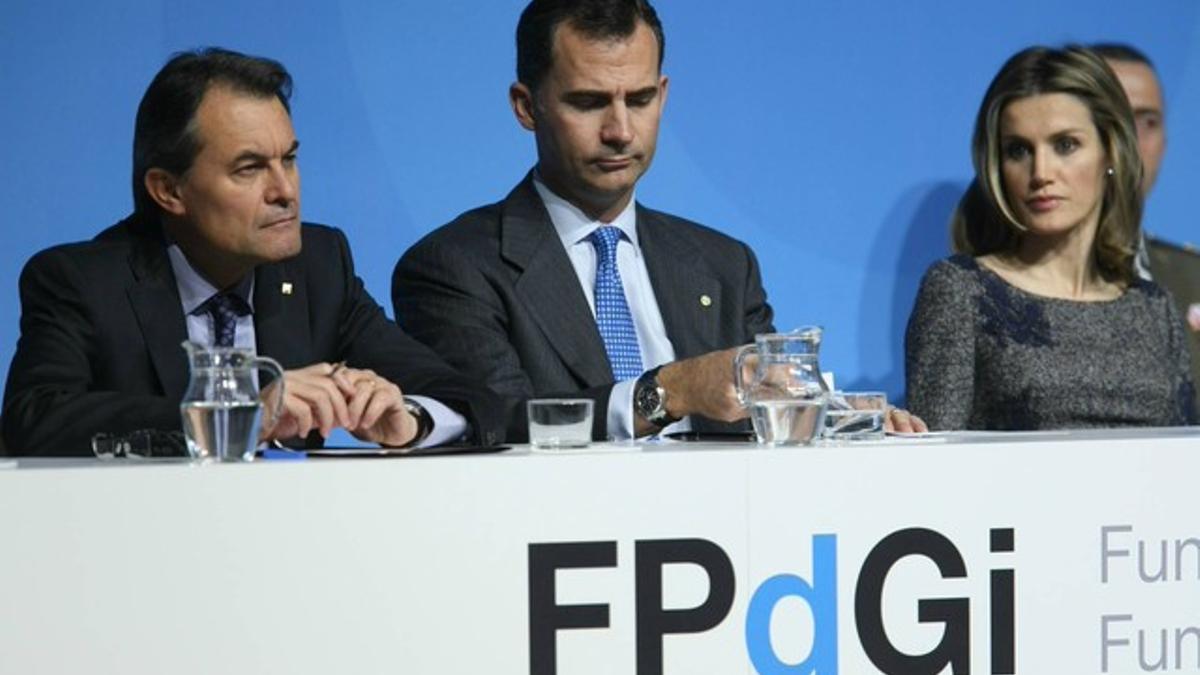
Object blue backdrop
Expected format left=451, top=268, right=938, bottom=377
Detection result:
left=2, top=0, right=1198, bottom=405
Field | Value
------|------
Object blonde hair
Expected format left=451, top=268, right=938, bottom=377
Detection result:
left=951, top=46, right=1144, bottom=284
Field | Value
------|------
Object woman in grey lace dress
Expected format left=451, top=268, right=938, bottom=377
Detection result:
left=905, top=46, right=1196, bottom=430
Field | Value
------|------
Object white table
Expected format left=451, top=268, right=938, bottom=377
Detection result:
left=1, top=428, right=1197, bottom=674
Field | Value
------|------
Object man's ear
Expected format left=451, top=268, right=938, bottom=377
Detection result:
left=509, top=81, right=537, bottom=132
left=143, top=168, right=187, bottom=217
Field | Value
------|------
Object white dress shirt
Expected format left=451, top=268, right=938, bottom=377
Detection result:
left=167, top=245, right=465, bottom=447
left=532, top=179, right=690, bottom=439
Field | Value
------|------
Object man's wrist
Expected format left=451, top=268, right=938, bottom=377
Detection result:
left=402, top=398, right=434, bottom=447
left=653, top=361, right=687, bottom=419
left=634, top=365, right=681, bottom=427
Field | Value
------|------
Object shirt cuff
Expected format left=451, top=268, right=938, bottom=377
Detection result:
left=406, top=395, right=467, bottom=448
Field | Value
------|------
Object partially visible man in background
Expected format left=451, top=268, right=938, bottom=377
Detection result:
left=1093, top=43, right=1200, bottom=381
left=1093, top=44, right=1166, bottom=198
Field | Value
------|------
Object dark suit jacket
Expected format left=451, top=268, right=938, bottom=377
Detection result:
left=393, top=174, right=775, bottom=441
left=2, top=214, right=504, bottom=456
left=1148, top=236, right=1200, bottom=403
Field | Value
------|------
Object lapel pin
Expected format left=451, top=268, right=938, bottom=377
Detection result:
left=281, top=282, right=293, bottom=296
left=699, top=294, right=712, bottom=307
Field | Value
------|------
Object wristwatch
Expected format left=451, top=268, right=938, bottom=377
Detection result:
left=402, top=398, right=434, bottom=448
left=634, top=366, right=680, bottom=427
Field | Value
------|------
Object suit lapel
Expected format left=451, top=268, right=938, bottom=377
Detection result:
left=638, top=206, right=722, bottom=358
left=122, top=217, right=314, bottom=395
left=501, top=177, right=613, bottom=387
left=254, top=257, right=312, bottom=372
left=125, top=219, right=190, bottom=401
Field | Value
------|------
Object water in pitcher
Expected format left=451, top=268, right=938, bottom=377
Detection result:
left=748, top=399, right=825, bottom=446
left=181, top=401, right=262, bottom=461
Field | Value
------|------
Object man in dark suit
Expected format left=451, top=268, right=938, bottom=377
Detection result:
left=393, top=0, right=776, bottom=442
left=3, top=48, right=503, bottom=456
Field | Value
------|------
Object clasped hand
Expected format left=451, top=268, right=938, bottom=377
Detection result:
left=258, top=363, right=418, bottom=447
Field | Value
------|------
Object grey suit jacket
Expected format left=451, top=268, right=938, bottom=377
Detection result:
left=393, top=174, right=775, bottom=441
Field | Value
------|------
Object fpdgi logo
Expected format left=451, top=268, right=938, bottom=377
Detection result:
left=529, top=527, right=1015, bottom=674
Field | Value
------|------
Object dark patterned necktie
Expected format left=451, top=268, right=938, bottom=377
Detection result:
left=588, top=226, right=643, bottom=380
left=204, top=293, right=250, bottom=348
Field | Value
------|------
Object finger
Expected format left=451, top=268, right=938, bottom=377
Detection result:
left=340, top=367, right=377, bottom=382
left=911, top=414, right=929, bottom=433
left=259, top=407, right=287, bottom=442
left=330, top=364, right=359, bottom=397
left=345, top=378, right=375, bottom=429
left=332, top=372, right=356, bottom=397
left=306, top=375, right=356, bottom=433
left=358, top=384, right=404, bottom=432
left=888, top=408, right=915, bottom=433
left=279, top=393, right=312, bottom=440
left=342, top=369, right=382, bottom=397
left=297, top=362, right=335, bottom=376
left=371, top=400, right=418, bottom=448
left=711, top=404, right=743, bottom=424
left=286, top=378, right=341, bottom=438
left=318, top=376, right=353, bottom=430
left=259, top=379, right=290, bottom=431
left=883, top=406, right=899, bottom=432
left=714, top=384, right=747, bottom=422
left=257, top=381, right=282, bottom=436
left=309, top=385, right=339, bottom=438
left=718, top=399, right=749, bottom=423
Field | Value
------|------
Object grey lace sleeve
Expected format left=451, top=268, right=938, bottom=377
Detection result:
left=1164, top=297, right=1198, bottom=424
left=905, top=260, right=978, bottom=430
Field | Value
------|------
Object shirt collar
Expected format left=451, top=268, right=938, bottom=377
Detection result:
left=532, top=175, right=640, bottom=254
left=166, top=243, right=255, bottom=316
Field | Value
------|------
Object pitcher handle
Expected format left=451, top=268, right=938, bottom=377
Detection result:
left=253, top=355, right=287, bottom=434
left=732, top=343, right=756, bottom=406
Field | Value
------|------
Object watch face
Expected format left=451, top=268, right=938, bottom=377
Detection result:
left=636, top=382, right=662, bottom=417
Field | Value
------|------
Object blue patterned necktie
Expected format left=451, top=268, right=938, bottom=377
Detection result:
left=588, top=226, right=643, bottom=381
left=204, top=292, right=250, bottom=348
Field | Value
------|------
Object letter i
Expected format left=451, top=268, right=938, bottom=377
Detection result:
left=990, top=528, right=1015, bottom=674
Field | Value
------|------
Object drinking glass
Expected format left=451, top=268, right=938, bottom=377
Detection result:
left=528, top=399, right=593, bottom=449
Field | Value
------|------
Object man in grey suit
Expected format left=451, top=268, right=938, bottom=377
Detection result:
left=393, top=0, right=775, bottom=442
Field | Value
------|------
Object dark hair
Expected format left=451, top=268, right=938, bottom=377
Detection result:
left=132, top=47, right=293, bottom=216
left=1089, top=42, right=1156, bottom=70
left=516, top=0, right=665, bottom=91
left=952, top=45, right=1143, bottom=285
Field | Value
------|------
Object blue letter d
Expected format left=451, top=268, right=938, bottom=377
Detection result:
left=745, top=534, right=837, bottom=674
